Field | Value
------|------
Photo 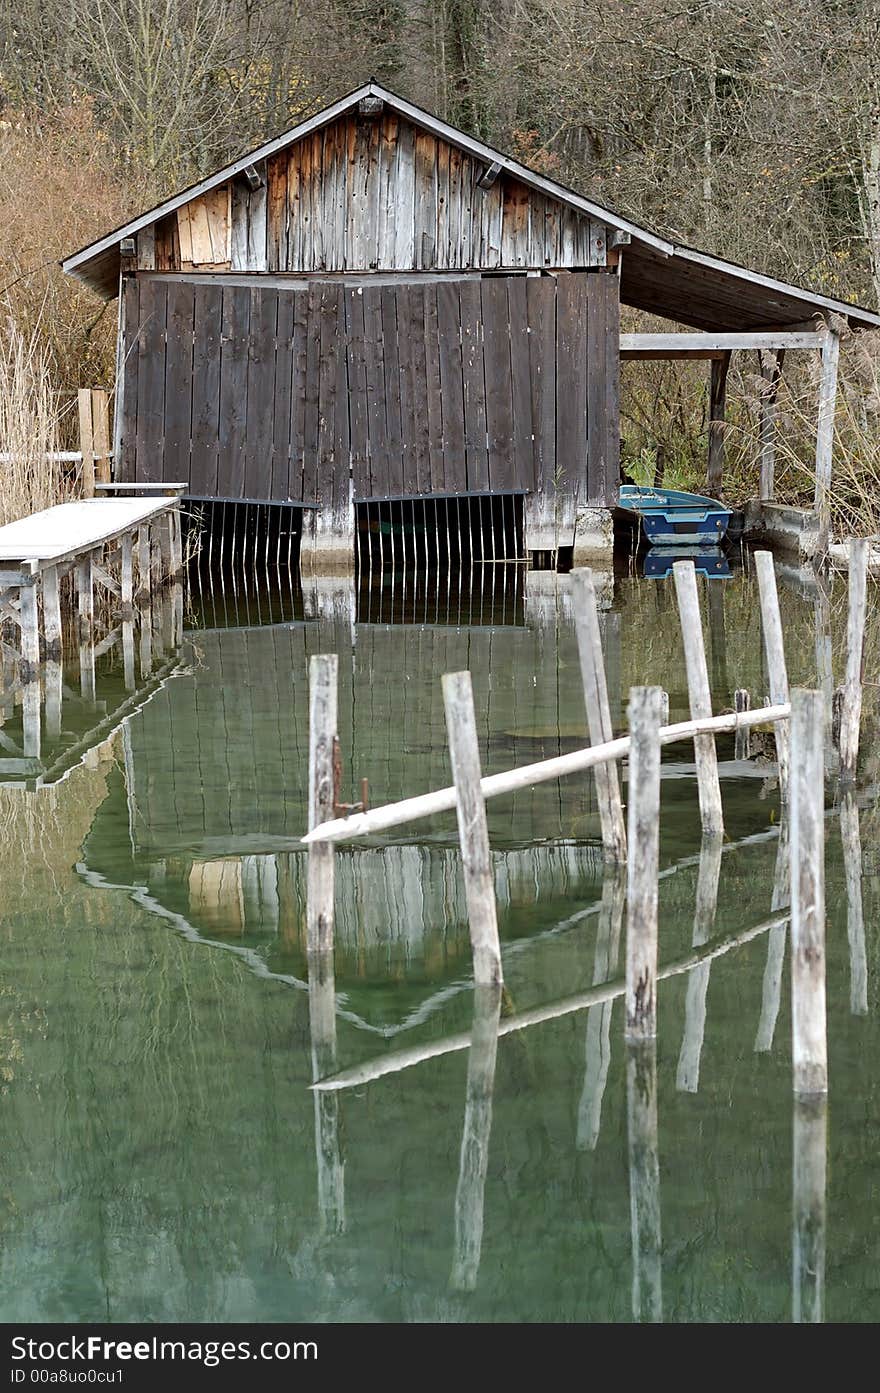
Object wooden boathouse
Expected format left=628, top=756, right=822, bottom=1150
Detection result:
left=63, top=82, right=880, bottom=571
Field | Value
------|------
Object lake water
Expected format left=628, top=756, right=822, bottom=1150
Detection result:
left=1, top=554, right=878, bottom=1322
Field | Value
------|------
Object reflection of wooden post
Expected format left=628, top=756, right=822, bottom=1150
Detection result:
left=443, top=670, right=503, bottom=986
left=790, top=688, right=826, bottom=1097
left=792, top=1095, right=826, bottom=1324
left=840, top=792, right=867, bottom=1016
left=19, top=581, right=41, bottom=759
left=839, top=537, right=867, bottom=782
left=626, top=686, right=663, bottom=1040
left=627, top=1039, right=662, bottom=1322
left=673, top=561, right=723, bottom=835
left=578, top=867, right=625, bottom=1149
left=676, top=833, right=722, bottom=1093
left=755, top=818, right=790, bottom=1053
left=451, top=983, right=502, bottom=1291
left=570, top=569, right=626, bottom=861
left=754, top=550, right=790, bottom=800
left=814, top=569, right=835, bottom=774
left=41, top=565, right=63, bottom=740
left=307, top=655, right=338, bottom=956
left=308, top=951, right=345, bottom=1235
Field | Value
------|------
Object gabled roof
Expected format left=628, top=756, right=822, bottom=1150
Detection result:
left=62, top=81, right=880, bottom=332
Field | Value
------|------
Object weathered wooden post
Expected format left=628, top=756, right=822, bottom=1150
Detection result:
left=77, top=553, right=95, bottom=704
left=578, top=866, right=625, bottom=1150
left=443, top=670, right=503, bottom=987
left=813, top=326, right=840, bottom=547
left=792, top=1095, right=827, bottom=1323
left=19, top=580, right=41, bottom=760
left=308, top=949, right=345, bottom=1235
left=625, top=686, right=664, bottom=1040
left=451, top=982, right=502, bottom=1291
left=41, top=564, right=63, bottom=741
left=838, top=536, right=868, bottom=781
left=734, top=688, right=751, bottom=762
left=137, top=525, right=152, bottom=678
left=627, top=1038, right=662, bottom=1322
left=840, top=791, right=867, bottom=1016
left=77, top=388, right=96, bottom=499
left=790, top=688, right=827, bottom=1097
left=673, top=561, right=723, bottom=835
left=676, top=832, right=722, bottom=1093
left=91, top=388, right=112, bottom=485
left=755, top=818, right=790, bottom=1053
left=570, top=568, right=627, bottom=862
left=754, top=550, right=790, bottom=800
left=307, top=654, right=338, bottom=956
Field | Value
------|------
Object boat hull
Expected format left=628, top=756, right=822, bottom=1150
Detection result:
left=617, top=485, right=732, bottom=546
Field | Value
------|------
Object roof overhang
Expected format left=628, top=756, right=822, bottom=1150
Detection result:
left=62, top=82, right=880, bottom=333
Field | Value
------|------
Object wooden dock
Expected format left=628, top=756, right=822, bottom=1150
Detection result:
left=0, top=488, right=184, bottom=764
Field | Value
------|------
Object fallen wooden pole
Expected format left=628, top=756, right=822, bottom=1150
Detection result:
left=838, top=536, right=868, bottom=781
left=302, top=704, right=791, bottom=846
left=307, top=654, right=338, bottom=956
left=570, top=568, right=626, bottom=861
left=443, top=670, right=503, bottom=986
left=790, top=687, right=827, bottom=1097
left=673, top=560, right=723, bottom=835
left=755, top=550, right=791, bottom=800
left=625, top=687, right=663, bottom=1041
left=312, top=911, right=789, bottom=1092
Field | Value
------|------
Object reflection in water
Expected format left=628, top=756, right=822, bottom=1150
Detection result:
left=627, top=1039, right=662, bottom=1323
left=676, top=833, right=723, bottom=1092
left=840, top=793, right=868, bottom=1016
left=793, top=1096, right=827, bottom=1324
left=755, top=819, right=790, bottom=1053
left=578, top=867, right=625, bottom=1149
left=450, top=984, right=502, bottom=1292
left=308, top=952, right=345, bottom=1236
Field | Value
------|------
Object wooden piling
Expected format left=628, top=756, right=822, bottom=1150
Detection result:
left=734, top=689, right=751, bottom=761
left=451, top=983, right=502, bottom=1291
left=77, top=555, right=96, bottom=704
left=673, top=560, right=723, bottom=835
left=790, top=688, right=827, bottom=1097
left=570, top=568, right=626, bottom=862
left=626, top=1039, right=662, bottom=1322
left=19, top=581, right=41, bottom=759
left=443, top=670, right=503, bottom=987
left=120, top=534, right=134, bottom=619
left=754, top=550, right=790, bottom=800
left=625, top=685, right=663, bottom=1040
left=41, top=565, right=62, bottom=740
left=792, top=1095, right=827, bottom=1323
left=307, top=654, right=338, bottom=956
left=136, top=525, right=152, bottom=677
left=814, top=327, right=840, bottom=544
left=838, top=536, right=868, bottom=781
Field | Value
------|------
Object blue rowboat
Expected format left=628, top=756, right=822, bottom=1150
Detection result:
left=617, top=484, right=731, bottom=546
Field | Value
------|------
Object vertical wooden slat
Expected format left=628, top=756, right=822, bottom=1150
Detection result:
left=586, top=272, right=609, bottom=506
left=380, top=285, right=404, bottom=494
left=346, top=287, right=370, bottom=498
left=189, top=284, right=221, bottom=496
left=361, top=285, right=387, bottom=498
left=316, top=282, right=341, bottom=512
left=216, top=284, right=250, bottom=499
left=508, top=275, right=535, bottom=492
left=244, top=285, right=277, bottom=500
left=423, top=283, right=445, bottom=494
left=482, top=276, right=515, bottom=492
left=557, top=272, right=588, bottom=509
left=408, top=286, right=431, bottom=494
left=288, top=287, right=308, bottom=502
left=460, top=278, right=489, bottom=492
left=437, top=279, right=465, bottom=497
left=271, top=290, right=295, bottom=502
left=790, top=687, right=827, bottom=1098
left=163, top=280, right=195, bottom=489
left=119, top=276, right=140, bottom=481
left=602, top=269, right=621, bottom=508
left=135, top=278, right=168, bottom=485
left=672, top=560, right=724, bottom=836
left=78, top=387, right=95, bottom=498
left=301, top=282, right=323, bottom=505
left=266, top=151, right=289, bottom=271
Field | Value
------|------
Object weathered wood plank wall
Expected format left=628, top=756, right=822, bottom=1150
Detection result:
left=147, top=112, right=608, bottom=276
left=119, top=271, right=617, bottom=509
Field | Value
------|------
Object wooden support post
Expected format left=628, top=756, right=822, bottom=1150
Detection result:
left=137, top=525, right=152, bottom=678
left=755, top=818, right=790, bottom=1053
left=443, top=670, right=503, bottom=987
left=625, top=686, right=663, bottom=1040
left=734, top=689, right=751, bottom=761
left=706, top=350, right=730, bottom=498
left=308, top=949, right=345, bottom=1235
left=838, top=536, right=868, bottom=782
left=759, top=349, right=785, bottom=501
left=120, top=533, right=134, bottom=620
left=626, top=1039, right=662, bottom=1322
left=19, top=581, right=41, bottom=760
left=91, top=388, right=111, bottom=485
left=754, top=550, right=790, bottom=800
left=451, top=983, right=502, bottom=1291
left=578, top=866, right=625, bottom=1150
left=78, top=388, right=95, bottom=499
left=673, top=560, right=724, bottom=835
left=307, top=654, right=338, bottom=956
left=169, top=505, right=183, bottom=577
left=840, top=792, right=867, bottom=1016
left=41, top=565, right=63, bottom=741
left=790, top=688, right=827, bottom=1097
left=814, top=328, right=840, bottom=543
left=76, top=554, right=96, bottom=705
left=570, top=569, right=627, bottom=862
left=792, top=1096, right=827, bottom=1323
left=676, top=833, right=722, bottom=1093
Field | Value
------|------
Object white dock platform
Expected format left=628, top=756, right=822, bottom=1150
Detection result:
left=0, top=497, right=179, bottom=573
